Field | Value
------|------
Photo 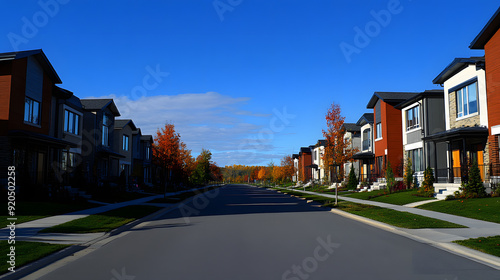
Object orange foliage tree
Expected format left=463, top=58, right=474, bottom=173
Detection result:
left=280, top=155, right=295, bottom=182
left=153, top=122, right=193, bottom=188
left=322, top=102, right=358, bottom=182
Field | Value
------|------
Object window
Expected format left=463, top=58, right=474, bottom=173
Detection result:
left=24, top=97, right=40, bottom=125
left=456, top=82, right=478, bottom=118
left=362, top=129, right=371, bottom=150
left=406, top=105, right=420, bottom=131
left=146, top=146, right=150, bottom=160
left=376, top=156, right=384, bottom=175
left=123, top=135, right=129, bottom=151
left=61, top=151, right=76, bottom=171
left=102, top=115, right=110, bottom=146
left=407, top=148, right=424, bottom=172
left=64, top=110, right=80, bottom=135
left=376, top=123, right=382, bottom=139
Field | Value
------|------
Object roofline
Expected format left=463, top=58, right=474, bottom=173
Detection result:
left=394, top=90, right=444, bottom=109
left=81, top=99, right=121, bottom=116
left=0, top=49, right=62, bottom=84
left=114, top=119, right=137, bottom=131
left=367, top=92, right=419, bottom=108
left=432, top=57, right=484, bottom=84
left=470, top=7, right=500, bottom=49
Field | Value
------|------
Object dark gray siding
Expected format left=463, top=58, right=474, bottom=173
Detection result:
left=375, top=100, right=381, bottom=124
left=426, top=97, right=446, bottom=136
left=407, top=130, right=421, bottom=144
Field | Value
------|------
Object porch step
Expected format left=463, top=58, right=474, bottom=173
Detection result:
left=434, top=184, right=461, bottom=200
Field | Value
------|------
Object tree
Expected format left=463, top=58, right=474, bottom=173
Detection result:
left=153, top=122, right=192, bottom=190
left=191, top=149, right=212, bottom=185
left=418, top=166, right=435, bottom=197
left=257, top=167, right=267, bottom=182
left=460, top=160, right=486, bottom=198
left=322, top=102, right=358, bottom=182
left=385, top=161, right=395, bottom=193
left=404, top=158, right=414, bottom=189
left=347, top=165, right=358, bottom=190
left=280, top=155, right=295, bottom=182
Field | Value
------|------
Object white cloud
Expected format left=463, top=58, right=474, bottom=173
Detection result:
left=88, top=92, right=284, bottom=166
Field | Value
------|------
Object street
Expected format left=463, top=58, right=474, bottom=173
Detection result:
left=33, top=185, right=500, bottom=280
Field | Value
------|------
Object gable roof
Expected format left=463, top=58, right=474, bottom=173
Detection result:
left=300, top=147, right=311, bottom=154
left=356, top=113, right=374, bottom=126
left=140, top=135, right=153, bottom=142
left=114, top=119, right=137, bottom=130
left=342, top=123, right=361, bottom=132
left=394, top=89, right=444, bottom=109
left=432, top=57, right=485, bottom=85
left=81, top=99, right=120, bottom=116
left=367, top=92, right=419, bottom=108
left=470, top=7, right=500, bottom=49
left=0, top=49, right=61, bottom=84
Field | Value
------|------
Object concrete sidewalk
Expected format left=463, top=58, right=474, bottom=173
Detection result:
left=1, top=186, right=217, bottom=244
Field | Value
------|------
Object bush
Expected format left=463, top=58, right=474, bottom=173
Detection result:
left=458, top=161, right=487, bottom=198
left=445, top=195, right=455, bottom=201
left=347, top=165, right=359, bottom=190
left=404, top=158, right=414, bottom=189
left=385, top=162, right=395, bottom=193
left=417, top=167, right=434, bottom=197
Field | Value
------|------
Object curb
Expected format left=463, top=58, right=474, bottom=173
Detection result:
left=1, top=185, right=224, bottom=280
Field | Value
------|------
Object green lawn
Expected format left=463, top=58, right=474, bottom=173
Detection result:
left=40, top=205, right=162, bottom=233
left=0, top=201, right=100, bottom=224
left=341, top=189, right=435, bottom=205
left=417, top=197, right=500, bottom=224
left=337, top=201, right=466, bottom=229
left=0, top=241, right=69, bottom=274
left=274, top=188, right=464, bottom=229
left=454, top=236, right=500, bottom=257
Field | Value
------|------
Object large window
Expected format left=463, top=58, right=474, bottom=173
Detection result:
left=146, top=145, right=150, bottom=160
left=376, top=123, right=382, bottom=139
left=64, top=110, right=80, bottom=135
left=406, top=105, right=420, bottom=131
left=123, top=135, right=129, bottom=151
left=102, top=115, right=110, bottom=146
left=24, top=97, right=40, bottom=125
left=456, top=82, right=478, bottom=118
left=61, top=151, right=77, bottom=171
left=407, top=148, right=424, bottom=172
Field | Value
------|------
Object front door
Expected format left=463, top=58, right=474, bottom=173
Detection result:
left=452, top=149, right=461, bottom=178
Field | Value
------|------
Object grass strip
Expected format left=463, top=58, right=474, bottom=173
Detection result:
left=0, top=201, right=100, bottom=224
left=274, top=188, right=465, bottom=229
left=40, top=205, right=162, bottom=233
left=453, top=236, right=500, bottom=257
left=336, top=201, right=466, bottom=229
left=342, top=189, right=435, bottom=205
left=0, top=241, right=69, bottom=274
left=417, top=197, right=500, bottom=224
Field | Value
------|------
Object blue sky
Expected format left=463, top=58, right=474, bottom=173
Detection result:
left=1, top=1, right=497, bottom=166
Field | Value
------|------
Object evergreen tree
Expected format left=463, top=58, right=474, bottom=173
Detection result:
left=404, top=158, right=414, bottom=189
left=347, top=165, right=358, bottom=190
left=385, top=161, right=395, bottom=193
left=460, top=160, right=486, bottom=198
left=418, top=166, right=434, bottom=197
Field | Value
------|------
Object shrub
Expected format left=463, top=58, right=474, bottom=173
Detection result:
left=445, top=195, right=455, bottom=201
left=347, top=165, right=359, bottom=190
left=404, top=158, right=414, bottom=189
left=418, top=167, right=434, bottom=197
left=459, top=160, right=487, bottom=198
left=385, top=162, right=395, bottom=193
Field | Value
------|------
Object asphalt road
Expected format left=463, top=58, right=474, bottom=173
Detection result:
left=33, top=185, right=500, bottom=280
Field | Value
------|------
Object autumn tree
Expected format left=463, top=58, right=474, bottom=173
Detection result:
left=280, top=155, right=295, bottom=182
left=153, top=122, right=192, bottom=190
left=322, top=102, right=358, bottom=182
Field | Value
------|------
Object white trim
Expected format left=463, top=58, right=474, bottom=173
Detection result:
left=455, top=112, right=479, bottom=122
left=375, top=138, right=382, bottom=142
left=405, top=141, right=423, bottom=151
left=492, top=125, right=500, bottom=136
left=405, top=127, right=421, bottom=134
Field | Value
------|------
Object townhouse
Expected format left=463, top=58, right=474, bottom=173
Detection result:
left=352, top=113, right=375, bottom=183
left=342, top=123, right=361, bottom=180
left=312, top=140, right=326, bottom=183
left=431, top=57, right=489, bottom=184
left=132, top=129, right=154, bottom=186
left=367, top=92, right=419, bottom=178
left=298, top=147, right=312, bottom=182
left=0, top=49, right=156, bottom=197
left=470, top=7, right=500, bottom=180
left=292, top=154, right=299, bottom=182
left=395, top=90, right=446, bottom=182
